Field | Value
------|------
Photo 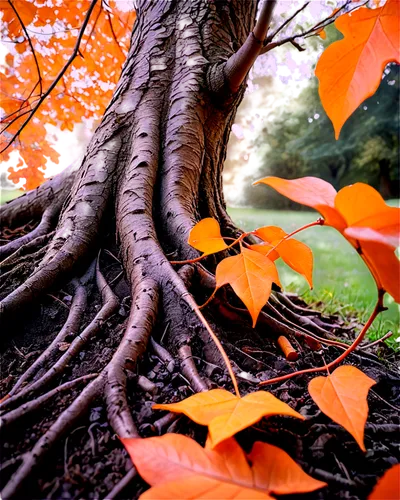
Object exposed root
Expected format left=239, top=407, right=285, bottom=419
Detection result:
left=0, top=232, right=53, bottom=272
left=150, top=337, right=175, bottom=373
left=104, top=278, right=159, bottom=438
left=106, top=467, right=137, bottom=500
left=153, top=413, right=181, bottom=435
left=137, top=375, right=157, bottom=395
left=275, top=291, right=320, bottom=316
left=0, top=202, right=62, bottom=262
left=1, top=374, right=104, bottom=499
left=0, top=262, right=118, bottom=412
left=0, top=374, right=97, bottom=428
left=7, top=279, right=87, bottom=398
left=0, top=164, right=77, bottom=229
left=178, top=344, right=209, bottom=392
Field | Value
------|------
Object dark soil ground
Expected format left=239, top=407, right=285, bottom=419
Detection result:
left=0, top=226, right=399, bottom=500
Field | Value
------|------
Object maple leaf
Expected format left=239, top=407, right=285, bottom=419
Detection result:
left=153, top=388, right=303, bottom=448
left=316, top=0, right=400, bottom=139
left=188, top=218, right=228, bottom=255
left=308, top=365, right=376, bottom=451
left=368, top=464, right=400, bottom=500
left=255, top=177, right=400, bottom=303
left=215, top=247, right=281, bottom=327
left=1, top=1, right=136, bottom=188
left=122, top=434, right=327, bottom=499
left=254, top=226, right=313, bottom=288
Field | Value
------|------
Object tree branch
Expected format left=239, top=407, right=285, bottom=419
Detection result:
left=259, top=0, right=365, bottom=55
left=8, top=0, right=42, bottom=95
left=223, top=0, right=277, bottom=93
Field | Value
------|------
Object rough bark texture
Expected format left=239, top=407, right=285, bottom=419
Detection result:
left=0, top=1, right=399, bottom=499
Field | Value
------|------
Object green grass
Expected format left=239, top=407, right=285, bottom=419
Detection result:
left=229, top=207, right=399, bottom=349
left=0, top=189, right=23, bottom=205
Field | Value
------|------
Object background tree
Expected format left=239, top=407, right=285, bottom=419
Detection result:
left=244, top=60, right=399, bottom=208
left=0, top=1, right=399, bottom=498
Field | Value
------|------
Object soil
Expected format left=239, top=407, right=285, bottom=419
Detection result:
left=1, top=246, right=399, bottom=500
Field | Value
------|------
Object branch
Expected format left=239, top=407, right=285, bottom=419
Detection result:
left=8, top=0, right=42, bottom=95
left=259, top=0, right=362, bottom=55
left=224, top=0, right=277, bottom=93
left=0, top=0, right=99, bottom=155
left=267, top=1, right=310, bottom=42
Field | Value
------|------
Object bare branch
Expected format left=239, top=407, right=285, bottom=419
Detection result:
left=259, top=0, right=366, bottom=55
left=224, top=0, right=277, bottom=93
left=0, top=0, right=99, bottom=155
left=267, top=1, right=310, bottom=43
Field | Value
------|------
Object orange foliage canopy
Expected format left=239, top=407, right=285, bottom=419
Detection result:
left=0, top=0, right=135, bottom=188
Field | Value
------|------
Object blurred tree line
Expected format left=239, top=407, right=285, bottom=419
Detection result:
left=244, top=64, right=399, bottom=209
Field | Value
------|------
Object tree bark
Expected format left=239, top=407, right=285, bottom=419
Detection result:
left=0, top=1, right=398, bottom=499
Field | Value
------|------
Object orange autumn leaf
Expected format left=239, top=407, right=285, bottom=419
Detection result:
left=216, top=247, right=281, bottom=327
left=308, top=365, right=376, bottom=451
left=1, top=1, right=136, bottom=188
left=188, top=218, right=228, bottom=255
left=335, top=184, right=400, bottom=249
left=254, top=176, right=346, bottom=229
left=254, top=226, right=313, bottom=288
left=316, top=0, right=400, bottom=139
left=122, top=435, right=326, bottom=499
left=255, top=177, right=400, bottom=303
left=248, top=441, right=326, bottom=495
left=153, top=388, right=303, bottom=448
left=0, top=0, right=38, bottom=37
left=368, top=464, right=400, bottom=500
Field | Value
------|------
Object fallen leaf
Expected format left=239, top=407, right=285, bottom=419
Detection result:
left=215, top=247, right=281, bottom=327
left=249, top=441, right=327, bottom=495
left=308, top=365, right=376, bottom=451
left=316, top=0, right=400, bottom=138
left=368, top=464, right=400, bottom=500
left=188, top=218, right=228, bottom=255
left=255, top=226, right=313, bottom=288
left=122, top=435, right=326, bottom=499
left=153, top=388, right=303, bottom=448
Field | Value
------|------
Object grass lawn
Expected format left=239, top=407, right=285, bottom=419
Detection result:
left=229, top=207, right=399, bottom=349
left=0, top=189, right=23, bottom=205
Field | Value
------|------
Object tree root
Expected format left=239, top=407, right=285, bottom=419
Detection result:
left=0, top=164, right=77, bottom=229
left=0, top=262, right=118, bottom=412
left=105, top=467, right=137, bottom=500
left=178, top=344, right=209, bottom=392
left=0, top=203, right=61, bottom=262
left=0, top=374, right=97, bottom=428
left=7, top=279, right=87, bottom=398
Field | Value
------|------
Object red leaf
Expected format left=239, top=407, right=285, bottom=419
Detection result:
left=122, top=435, right=326, bottom=499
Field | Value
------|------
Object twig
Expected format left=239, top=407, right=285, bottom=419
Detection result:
left=359, top=331, right=393, bottom=350
left=260, top=291, right=385, bottom=386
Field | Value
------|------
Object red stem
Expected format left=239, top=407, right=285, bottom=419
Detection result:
left=254, top=218, right=324, bottom=258
left=170, top=233, right=247, bottom=265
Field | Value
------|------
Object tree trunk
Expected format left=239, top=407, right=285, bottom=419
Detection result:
left=0, top=2, right=398, bottom=499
